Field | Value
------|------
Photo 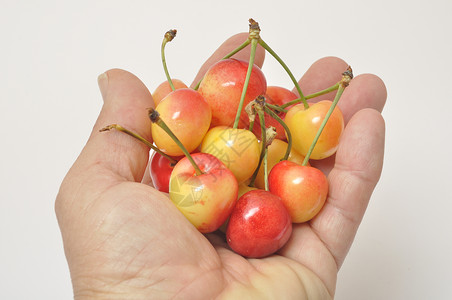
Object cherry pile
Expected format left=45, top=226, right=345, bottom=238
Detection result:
left=101, top=19, right=353, bottom=258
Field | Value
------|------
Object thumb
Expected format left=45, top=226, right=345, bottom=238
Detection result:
left=79, top=69, right=154, bottom=183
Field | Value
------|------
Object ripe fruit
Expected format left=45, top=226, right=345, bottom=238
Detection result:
left=101, top=19, right=353, bottom=259
left=268, top=160, right=328, bottom=223
left=198, top=58, right=267, bottom=128
left=152, top=79, right=188, bottom=106
left=285, top=100, right=344, bottom=160
left=149, top=151, right=180, bottom=193
left=201, top=126, right=260, bottom=183
left=254, top=139, right=307, bottom=190
left=169, top=153, right=238, bottom=233
left=152, top=88, right=211, bottom=156
left=226, top=189, right=292, bottom=258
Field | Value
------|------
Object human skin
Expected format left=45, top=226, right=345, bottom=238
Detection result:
left=55, top=32, right=386, bottom=299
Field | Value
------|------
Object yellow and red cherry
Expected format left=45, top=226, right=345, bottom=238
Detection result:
left=254, top=139, right=308, bottom=190
left=152, top=88, right=211, bottom=156
left=285, top=100, right=344, bottom=160
left=268, top=160, right=328, bottom=223
left=226, top=189, right=292, bottom=258
left=200, top=126, right=260, bottom=183
left=198, top=58, right=267, bottom=128
left=169, top=153, right=238, bottom=233
left=152, top=79, right=188, bottom=106
left=149, top=151, right=181, bottom=193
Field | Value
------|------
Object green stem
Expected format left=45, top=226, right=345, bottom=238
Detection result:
left=161, top=30, right=177, bottom=91
left=258, top=38, right=308, bottom=109
left=99, top=124, right=177, bottom=165
left=193, top=39, right=251, bottom=91
left=248, top=108, right=267, bottom=188
left=280, top=82, right=340, bottom=109
left=263, top=106, right=292, bottom=161
left=222, top=39, right=251, bottom=60
left=148, top=109, right=203, bottom=175
left=233, top=38, right=258, bottom=129
left=249, top=120, right=255, bottom=132
left=301, top=85, right=346, bottom=166
left=266, top=103, right=287, bottom=113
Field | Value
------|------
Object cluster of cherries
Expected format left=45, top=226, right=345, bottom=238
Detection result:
left=101, top=19, right=353, bottom=258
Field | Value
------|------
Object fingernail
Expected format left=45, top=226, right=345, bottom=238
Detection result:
left=97, top=72, right=109, bottom=101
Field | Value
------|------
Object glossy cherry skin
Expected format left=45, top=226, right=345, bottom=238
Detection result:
left=284, top=100, right=344, bottom=160
left=149, top=151, right=180, bottom=193
left=201, top=126, right=260, bottom=183
left=226, top=189, right=292, bottom=258
left=169, top=153, right=238, bottom=233
left=253, top=86, right=298, bottom=140
left=198, top=58, right=267, bottom=128
left=254, top=139, right=308, bottom=190
left=152, top=79, right=188, bottom=106
left=152, top=88, right=212, bottom=156
left=268, top=160, right=328, bottom=223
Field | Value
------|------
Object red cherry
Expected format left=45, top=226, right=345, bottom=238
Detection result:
left=149, top=152, right=180, bottom=193
left=226, top=189, right=292, bottom=258
left=198, top=58, right=267, bottom=128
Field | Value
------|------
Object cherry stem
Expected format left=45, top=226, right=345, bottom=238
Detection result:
left=257, top=38, right=308, bottom=109
left=263, top=148, right=269, bottom=191
left=263, top=106, right=292, bottom=161
left=222, top=39, right=251, bottom=60
left=266, top=103, right=287, bottom=113
left=301, top=67, right=353, bottom=166
left=248, top=104, right=267, bottom=188
left=161, top=30, right=177, bottom=91
left=148, top=108, right=203, bottom=175
left=193, top=39, right=251, bottom=91
left=280, top=82, right=340, bottom=109
left=99, top=124, right=178, bottom=165
left=233, top=38, right=258, bottom=129
left=249, top=120, right=255, bottom=132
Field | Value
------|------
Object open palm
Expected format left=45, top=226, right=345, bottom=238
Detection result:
left=56, top=33, right=386, bottom=299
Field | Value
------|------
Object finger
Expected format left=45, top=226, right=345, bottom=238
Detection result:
left=76, top=69, right=154, bottom=183
left=308, top=72, right=387, bottom=175
left=191, top=32, right=266, bottom=88
left=338, top=73, right=387, bottom=123
left=294, top=56, right=348, bottom=102
left=294, top=57, right=387, bottom=124
left=311, top=108, right=385, bottom=269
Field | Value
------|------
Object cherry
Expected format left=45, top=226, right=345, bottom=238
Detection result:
left=201, top=126, right=260, bottom=183
left=268, top=160, right=328, bottom=223
left=198, top=58, right=267, bottom=128
left=226, top=189, right=292, bottom=258
left=170, top=153, right=238, bottom=233
left=254, top=139, right=307, bottom=190
left=149, top=151, right=181, bottom=193
left=152, top=88, right=211, bottom=156
left=152, top=79, right=188, bottom=106
left=285, top=100, right=344, bottom=160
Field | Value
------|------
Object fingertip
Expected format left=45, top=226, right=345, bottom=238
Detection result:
left=339, top=73, right=387, bottom=123
left=296, top=56, right=349, bottom=98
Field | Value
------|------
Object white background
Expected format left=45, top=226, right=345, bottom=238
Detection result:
left=1, top=0, right=451, bottom=299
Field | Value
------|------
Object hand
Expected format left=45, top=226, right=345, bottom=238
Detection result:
left=56, top=32, right=386, bottom=299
